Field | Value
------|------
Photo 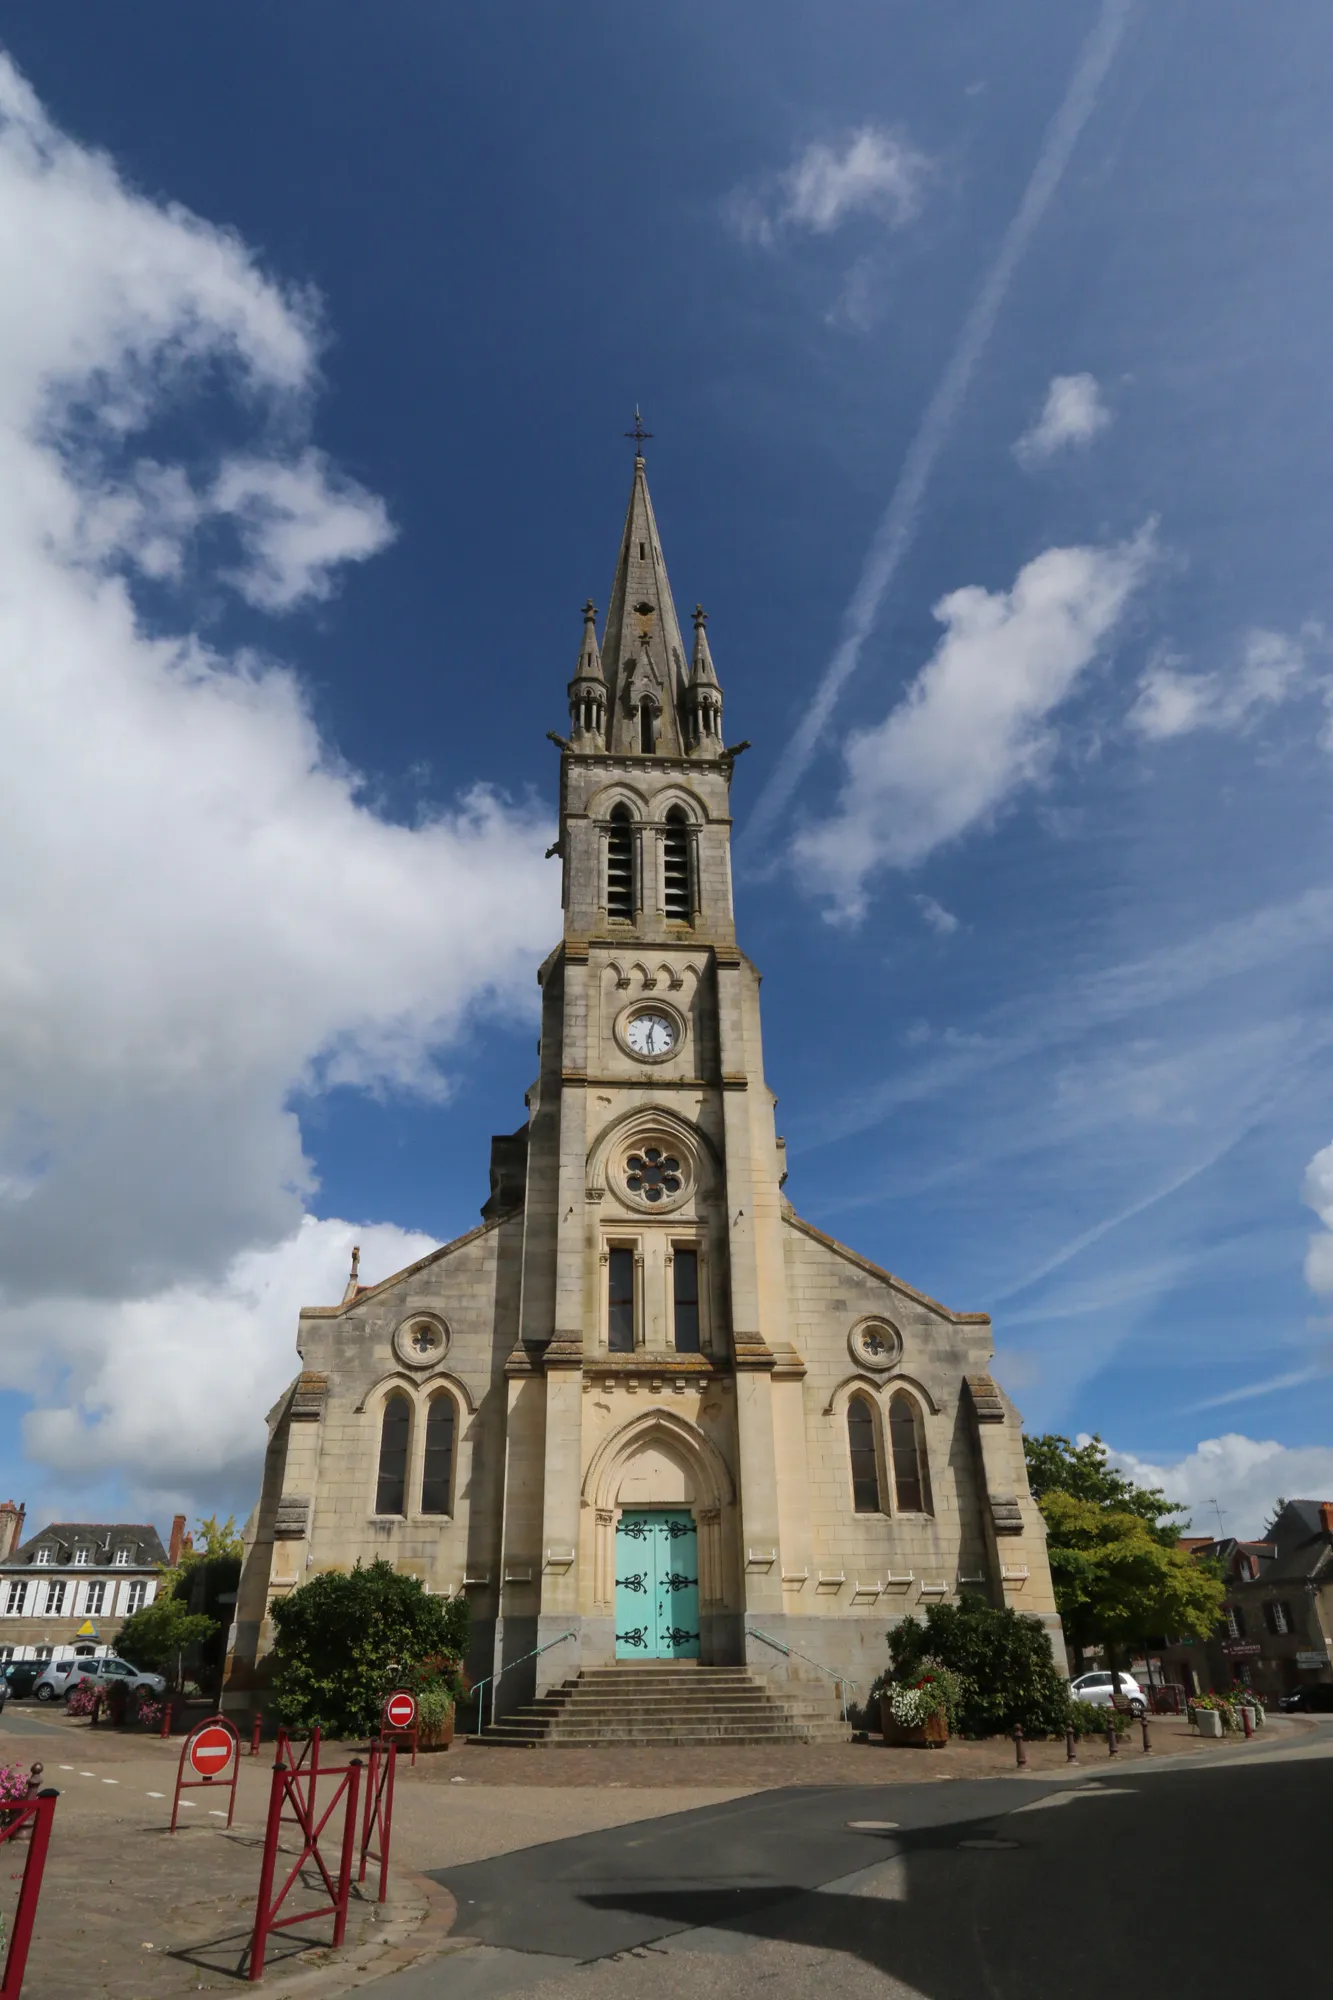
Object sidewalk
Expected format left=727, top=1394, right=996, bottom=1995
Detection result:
left=0, top=1705, right=1307, bottom=1997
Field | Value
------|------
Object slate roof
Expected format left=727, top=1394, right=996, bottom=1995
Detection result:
left=0, top=1521, right=168, bottom=1571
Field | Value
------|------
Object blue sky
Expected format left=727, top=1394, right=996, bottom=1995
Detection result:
left=2, top=1, right=1332, bottom=1538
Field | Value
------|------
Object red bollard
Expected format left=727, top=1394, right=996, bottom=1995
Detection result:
left=1241, top=1704, right=1253, bottom=1738
left=1107, top=1716, right=1119, bottom=1756
left=1013, top=1724, right=1027, bottom=1768
left=250, top=1711, right=262, bottom=1757
left=1066, top=1726, right=1078, bottom=1763
left=160, top=1694, right=172, bottom=1740
left=1140, top=1714, right=1152, bottom=1753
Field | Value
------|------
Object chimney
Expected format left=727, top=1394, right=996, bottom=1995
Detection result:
left=1320, top=1503, right=1333, bottom=1537
left=0, top=1501, right=24, bottom=1561
left=168, top=1513, right=187, bottom=1566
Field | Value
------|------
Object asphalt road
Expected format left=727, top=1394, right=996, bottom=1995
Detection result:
left=368, top=1729, right=1333, bottom=2000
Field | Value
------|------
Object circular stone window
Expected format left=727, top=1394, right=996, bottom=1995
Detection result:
left=848, top=1318, right=902, bottom=1372
left=611, top=1136, right=695, bottom=1212
left=393, top=1315, right=450, bottom=1369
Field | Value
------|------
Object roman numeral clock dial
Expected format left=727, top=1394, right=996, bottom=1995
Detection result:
left=625, top=1011, right=676, bottom=1057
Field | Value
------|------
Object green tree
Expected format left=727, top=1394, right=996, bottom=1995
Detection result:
left=116, top=1594, right=217, bottom=1687
left=1024, top=1433, right=1224, bottom=1667
left=1040, top=1490, right=1225, bottom=1659
left=268, top=1560, right=471, bottom=1738
left=878, top=1599, right=1073, bottom=1737
left=180, top=1515, right=244, bottom=1565
left=1024, top=1433, right=1183, bottom=1541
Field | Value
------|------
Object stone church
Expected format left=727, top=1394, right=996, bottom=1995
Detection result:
left=226, top=450, right=1060, bottom=1727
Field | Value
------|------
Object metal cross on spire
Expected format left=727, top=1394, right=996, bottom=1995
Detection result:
left=624, top=405, right=653, bottom=455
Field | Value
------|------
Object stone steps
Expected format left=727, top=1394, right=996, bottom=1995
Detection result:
left=468, top=1665, right=850, bottom=1748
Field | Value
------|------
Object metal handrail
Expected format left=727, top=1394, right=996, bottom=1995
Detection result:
left=748, top=1627, right=858, bottom=1723
left=471, top=1630, right=577, bottom=1734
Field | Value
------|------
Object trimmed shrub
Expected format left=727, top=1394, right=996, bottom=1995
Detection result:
left=879, top=1599, right=1072, bottom=1738
left=269, top=1560, right=470, bottom=1738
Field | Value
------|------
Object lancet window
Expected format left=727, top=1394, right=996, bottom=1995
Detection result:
left=420, top=1392, right=456, bottom=1515
left=847, top=1394, right=882, bottom=1513
left=889, top=1393, right=932, bottom=1514
left=606, top=806, right=634, bottom=920
left=375, top=1392, right=410, bottom=1516
left=663, top=808, right=691, bottom=920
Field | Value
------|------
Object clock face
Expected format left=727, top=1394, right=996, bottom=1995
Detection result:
left=626, top=1011, right=677, bottom=1058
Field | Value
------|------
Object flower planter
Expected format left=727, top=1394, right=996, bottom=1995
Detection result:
left=880, top=1697, right=948, bottom=1748
left=419, top=1707, right=455, bottom=1752
left=1194, top=1708, right=1223, bottom=1738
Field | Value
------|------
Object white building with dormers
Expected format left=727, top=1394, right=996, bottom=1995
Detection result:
left=226, top=449, right=1060, bottom=1727
left=0, top=1505, right=176, bottom=1663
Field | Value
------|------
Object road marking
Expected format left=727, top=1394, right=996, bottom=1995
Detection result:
left=79, top=1771, right=95, bottom=1777
left=59, top=1764, right=74, bottom=1771
left=147, top=1791, right=165, bottom=1798
left=102, top=1778, right=118, bottom=1785
left=209, top=1809, right=227, bottom=1817
left=1011, top=1788, right=1137, bottom=1813
left=847, top=1819, right=900, bottom=1830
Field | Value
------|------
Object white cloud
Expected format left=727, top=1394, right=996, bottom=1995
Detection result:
left=1131, top=627, right=1318, bottom=741
left=1301, top=1140, right=1333, bottom=1297
left=1014, top=372, right=1112, bottom=468
left=0, top=56, right=556, bottom=1510
left=730, top=126, right=929, bottom=246
left=793, top=531, right=1153, bottom=922
left=914, top=894, right=959, bottom=936
left=6, top=1218, right=435, bottom=1518
left=1106, top=1434, right=1333, bottom=1540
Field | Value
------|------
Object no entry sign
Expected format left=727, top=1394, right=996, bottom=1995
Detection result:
left=383, top=1691, right=416, bottom=1731
left=170, top=1713, right=240, bottom=1831
left=189, top=1724, right=235, bottom=1778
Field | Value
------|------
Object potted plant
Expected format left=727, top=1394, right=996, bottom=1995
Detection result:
left=1189, top=1694, right=1225, bottom=1737
left=408, top=1652, right=468, bottom=1751
left=878, top=1660, right=962, bottom=1748
left=0, top=1762, right=31, bottom=1829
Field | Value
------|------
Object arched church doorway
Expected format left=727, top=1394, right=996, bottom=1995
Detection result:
left=614, top=1511, right=699, bottom=1659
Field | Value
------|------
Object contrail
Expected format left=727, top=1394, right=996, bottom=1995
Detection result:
left=743, top=0, right=1137, bottom=851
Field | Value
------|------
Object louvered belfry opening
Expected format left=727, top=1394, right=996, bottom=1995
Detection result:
left=606, top=805, right=634, bottom=919
left=663, top=807, right=690, bottom=920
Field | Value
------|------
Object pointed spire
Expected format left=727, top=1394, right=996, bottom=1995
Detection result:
left=689, top=604, right=720, bottom=688
left=568, top=599, right=606, bottom=743
left=685, top=603, right=723, bottom=754
left=599, top=453, right=690, bottom=757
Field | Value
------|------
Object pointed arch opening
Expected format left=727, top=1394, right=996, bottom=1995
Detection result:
left=375, top=1393, right=411, bottom=1516
left=420, top=1391, right=457, bottom=1515
left=847, top=1393, right=883, bottom=1514
left=663, top=807, right=691, bottom=922
left=606, top=805, right=634, bottom=920
left=639, top=702, right=658, bottom=755
left=889, top=1392, right=933, bottom=1515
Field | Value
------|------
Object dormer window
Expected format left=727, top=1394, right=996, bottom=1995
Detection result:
left=112, top=1548, right=131, bottom=1567
left=73, top=1548, right=90, bottom=1567
left=33, top=1547, right=52, bottom=1567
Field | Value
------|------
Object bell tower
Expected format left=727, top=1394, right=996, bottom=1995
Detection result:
left=498, top=434, right=796, bottom=1682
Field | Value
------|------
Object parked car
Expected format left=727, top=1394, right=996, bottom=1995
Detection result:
left=1278, top=1683, right=1333, bottom=1713
left=1070, top=1670, right=1148, bottom=1717
left=34, top=1655, right=165, bottom=1703
left=1, top=1661, right=42, bottom=1700
left=0, top=1676, right=7, bottom=1714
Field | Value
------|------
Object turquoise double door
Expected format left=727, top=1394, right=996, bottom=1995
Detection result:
left=614, top=1509, right=701, bottom=1660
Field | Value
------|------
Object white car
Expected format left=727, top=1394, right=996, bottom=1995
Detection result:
left=33, top=1654, right=166, bottom=1702
left=1071, top=1670, right=1147, bottom=1717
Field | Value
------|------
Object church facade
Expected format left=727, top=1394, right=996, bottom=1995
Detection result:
left=225, top=452, right=1060, bottom=1716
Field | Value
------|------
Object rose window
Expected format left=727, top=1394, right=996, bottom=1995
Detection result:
left=625, top=1147, right=681, bottom=1203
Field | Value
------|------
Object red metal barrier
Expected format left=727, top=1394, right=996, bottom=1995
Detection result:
left=248, top=1741, right=362, bottom=1982
left=0, top=1790, right=59, bottom=2000
left=357, top=1741, right=396, bottom=1902
left=170, top=1713, right=240, bottom=1832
